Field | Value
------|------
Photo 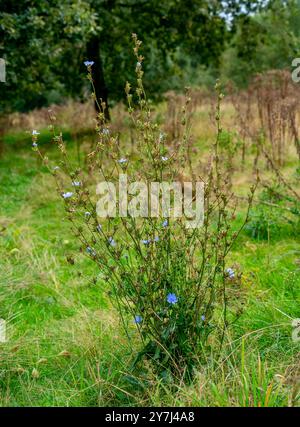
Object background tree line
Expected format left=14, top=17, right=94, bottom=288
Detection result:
left=0, top=0, right=299, bottom=117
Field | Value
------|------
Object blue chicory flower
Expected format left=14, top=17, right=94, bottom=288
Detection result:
left=84, top=61, right=94, bottom=67
left=108, top=237, right=116, bottom=247
left=62, top=192, right=73, bottom=199
left=134, top=315, right=142, bottom=324
left=226, top=267, right=235, bottom=279
left=141, top=239, right=151, bottom=245
left=162, top=219, right=168, bottom=227
left=167, top=293, right=178, bottom=305
left=201, top=315, right=206, bottom=321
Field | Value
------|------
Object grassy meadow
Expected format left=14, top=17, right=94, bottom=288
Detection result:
left=0, top=98, right=299, bottom=407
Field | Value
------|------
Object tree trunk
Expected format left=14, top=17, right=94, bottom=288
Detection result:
left=0, top=114, right=7, bottom=157
left=86, top=37, right=110, bottom=121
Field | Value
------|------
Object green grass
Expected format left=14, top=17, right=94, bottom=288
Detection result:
left=0, top=130, right=299, bottom=407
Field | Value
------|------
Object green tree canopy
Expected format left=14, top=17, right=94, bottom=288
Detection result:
left=0, top=0, right=271, bottom=115
left=221, top=0, right=300, bottom=87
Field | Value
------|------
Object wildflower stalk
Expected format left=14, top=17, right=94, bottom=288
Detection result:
left=34, top=35, right=257, bottom=380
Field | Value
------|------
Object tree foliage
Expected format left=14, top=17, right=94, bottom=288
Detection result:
left=221, top=0, right=300, bottom=87
left=0, top=0, right=286, bottom=114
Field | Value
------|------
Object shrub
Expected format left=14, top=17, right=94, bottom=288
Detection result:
left=33, top=34, right=257, bottom=381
